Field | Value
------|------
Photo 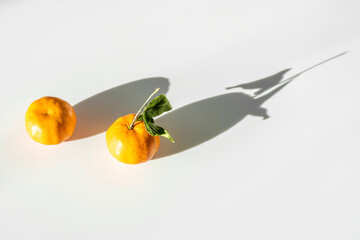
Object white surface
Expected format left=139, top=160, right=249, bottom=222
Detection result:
left=1, top=0, right=360, bottom=239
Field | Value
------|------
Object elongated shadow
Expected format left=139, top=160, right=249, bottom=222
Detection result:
left=153, top=52, right=347, bottom=159
left=68, top=77, right=169, bottom=141
left=154, top=72, right=291, bottom=159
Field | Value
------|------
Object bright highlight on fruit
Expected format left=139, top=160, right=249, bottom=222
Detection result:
left=106, top=88, right=174, bottom=164
left=25, top=96, right=77, bottom=145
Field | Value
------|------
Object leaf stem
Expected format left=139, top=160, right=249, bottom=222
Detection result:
left=128, top=88, right=160, bottom=130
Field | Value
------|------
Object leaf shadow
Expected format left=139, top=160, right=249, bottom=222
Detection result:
left=226, top=68, right=291, bottom=95
left=67, top=77, right=170, bottom=141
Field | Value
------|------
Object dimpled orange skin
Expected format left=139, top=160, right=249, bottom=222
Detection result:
left=106, top=113, right=160, bottom=164
left=25, top=97, right=77, bottom=145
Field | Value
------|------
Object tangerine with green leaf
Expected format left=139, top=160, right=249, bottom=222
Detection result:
left=106, top=88, right=174, bottom=164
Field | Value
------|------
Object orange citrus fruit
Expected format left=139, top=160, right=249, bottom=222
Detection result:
left=25, top=96, right=77, bottom=145
left=106, top=113, right=160, bottom=164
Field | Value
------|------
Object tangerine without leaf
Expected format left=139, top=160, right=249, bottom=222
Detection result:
left=106, top=113, right=160, bottom=164
left=25, top=96, right=77, bottom=145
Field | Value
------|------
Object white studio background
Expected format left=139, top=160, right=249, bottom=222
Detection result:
left=1, top=0, right=360, bottom=239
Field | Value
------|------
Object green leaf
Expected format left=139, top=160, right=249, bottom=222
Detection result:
left=137, top=95, right=174, bottom=143
left=144, top=119, right=175, bottom=143
left=137, top=94, right=172, bottom=121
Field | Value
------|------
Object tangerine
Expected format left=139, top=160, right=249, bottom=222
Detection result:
left=106, top=113, right=160, bottom=164
left=25, top=96, right=76, bottom=145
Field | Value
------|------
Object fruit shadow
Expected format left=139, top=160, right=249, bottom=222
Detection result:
left=67, top=77, right=170, bottom=141
left=153, top=69, right=293, bottom=159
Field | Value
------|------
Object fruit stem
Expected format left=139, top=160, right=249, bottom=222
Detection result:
left=128, top=88, right=160, bottom=130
